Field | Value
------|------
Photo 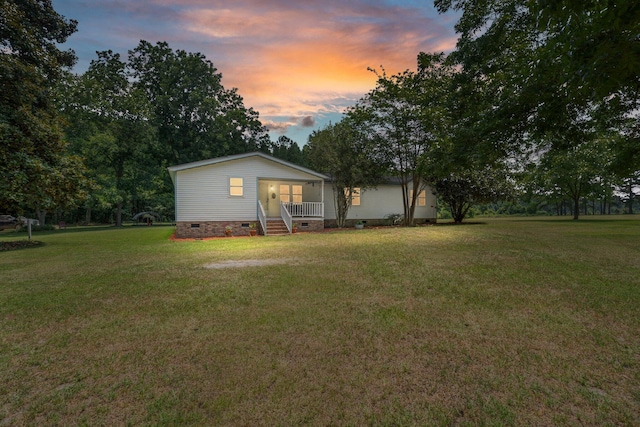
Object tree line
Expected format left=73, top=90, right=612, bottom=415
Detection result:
left=58, top=42, right=272, bottom=226
left=432, top=0, right=640, bottom=221
left=1, top=1, right=276, bottom=225
left=295, top=1, right=640, bottom=225
left=1, top=0, right=638, bottom=226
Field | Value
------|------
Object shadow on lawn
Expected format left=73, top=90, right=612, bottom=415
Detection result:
left=0, top=240, right=44, bottom=251
left=433, top=221, right=486, bottom=226
left=8, top=223, right=175, bottom=238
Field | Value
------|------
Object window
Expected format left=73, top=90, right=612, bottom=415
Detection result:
left=418, top=190, right=426, bottom=206
left=230, top=178, right=243, bottom=196
left=345, top=187, right=361, bottom=206
left=292, top=185, right=303, bottom=203
left=410, top=190, right=426, bottom=206
left=280, top=184, right=302, bottom=203
left=279, top=184, right=290, bottom=203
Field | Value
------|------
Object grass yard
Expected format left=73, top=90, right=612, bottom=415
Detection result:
left=1, top=217, right=639, bottom=425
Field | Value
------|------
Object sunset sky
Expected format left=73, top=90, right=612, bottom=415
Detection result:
left=53, top=0, right=460, bottom=145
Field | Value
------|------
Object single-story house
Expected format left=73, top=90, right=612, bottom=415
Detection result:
left=323, top=177, right=436, bottom=228
left=168, top=152, right=436, bottom=238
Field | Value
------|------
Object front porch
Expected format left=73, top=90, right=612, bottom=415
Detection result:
left=261, top=215, right=325, bottom=235
left=257, top=179, right=325, bottom=235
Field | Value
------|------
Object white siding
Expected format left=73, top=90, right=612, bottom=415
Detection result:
left=176, top=156, right=323, bottom=221
left=324, top=184, right=436, bottom=221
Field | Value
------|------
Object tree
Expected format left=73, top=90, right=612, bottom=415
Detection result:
left=350, top=53, right=453, bottom=225
left=435, top=0, right=640, bottom=173
left=422, top=50, right=521, bottom=224
left=531, top=140, right=613, bottom=220
left=59, top=41, right=269, bottom=225
left=0, top=0, right=87, bottom=219
left=435, top=166, right=515, bottom=223
left=128, top=41, right=270, bottom=166
left=61, top=51, right=156, bottom=226
left=271, top=135, right=304, bottom=166
left=617, top=171, right=640, bottom=215
left=305, top=120, right=385, bottom=227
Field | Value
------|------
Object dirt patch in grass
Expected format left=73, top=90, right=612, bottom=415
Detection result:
left=204, top=258, right=294, bottom=269
left=0, top=240, right=43, bottom=251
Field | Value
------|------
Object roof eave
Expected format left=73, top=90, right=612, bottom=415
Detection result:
left=166, top=151, right=329, bottom=181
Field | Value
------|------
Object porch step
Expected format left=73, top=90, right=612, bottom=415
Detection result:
left=266, top=219, right=290, bottom=236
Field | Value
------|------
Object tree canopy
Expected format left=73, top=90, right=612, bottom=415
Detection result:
left=61, top=50, right=156, bottom=226
left=348, top=53, right=454, bottom=225
left=58, top=40, right=271, bottom=224
left=0, top=0, right=87, bottom=218
left=271, top=136, right=304, bottom=166
left=305, top=120, right=385, bottom=227
left=435, top=0, right=640, bottom=175
left=6, top=0, right=637, bottom=224
left=129, top=41, right=270, bottom=166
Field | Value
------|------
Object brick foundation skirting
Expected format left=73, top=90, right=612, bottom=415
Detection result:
left=294, top=219, right=324, bottom=233
left=324, top=217, right=437, bottom=228
left=175, top=217, right=434, bottom=237
left=175, top=221, right=255, bottom=238
left=175, top=219, right=325, bottom=238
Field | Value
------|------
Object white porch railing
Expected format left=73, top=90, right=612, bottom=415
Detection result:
left=282, top=202, right=324, bottom=218
left=280, top=202, right=293, bottom=234
left=258, top=200, right=267, bottom=236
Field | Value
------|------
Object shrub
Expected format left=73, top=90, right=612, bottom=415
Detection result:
left=383, top=213, right=403, bottom=225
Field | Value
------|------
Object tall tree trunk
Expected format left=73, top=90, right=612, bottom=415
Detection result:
left=85, top=206, right=92, bottom=224
left=35, top=208, right=46, bottom=226
left=333, top=186, right=349, bottom=228
left=451, top=201, right=470, bottom=224
left=116, top=201, right=123, bottom=227
left=401, top=182, right=411, bottom=226
left=627, top=182, right=634, bottom=214
left=573, top=196, right=580, bottom=220
left=115, top=168, right=124, bottom=227
left=408, top=192, right=417, bottom=226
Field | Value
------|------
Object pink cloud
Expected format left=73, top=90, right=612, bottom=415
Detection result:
left=263, top=119, right=296, bottom=133
left=60, top=0, right=459, bottom=138
left=175, top=1, right=457, bottom=132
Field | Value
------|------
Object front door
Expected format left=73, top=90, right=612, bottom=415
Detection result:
left=259, top=182, right=304, bottom=217
left=263, top=182, right=280, bottom=217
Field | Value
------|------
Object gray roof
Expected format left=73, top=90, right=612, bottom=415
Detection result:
left=167, top=151, right=329, bottom=183
left=323, top=176, right=411, bottom=186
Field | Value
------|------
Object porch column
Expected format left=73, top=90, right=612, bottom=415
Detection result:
left=321, top=179, right=324, bottom=216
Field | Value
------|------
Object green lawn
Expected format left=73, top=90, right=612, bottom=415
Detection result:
left=1, top=217, right=639, bottom=425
